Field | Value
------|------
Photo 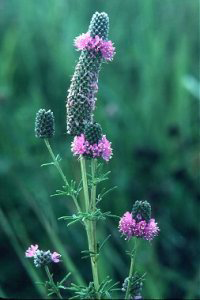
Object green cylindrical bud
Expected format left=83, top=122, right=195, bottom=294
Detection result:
left=35, top=109, right=55, bottom=138
left=84, top=122, right=102, bottom=144
left=132, top=200, right=151, bottom=222
left=88, top=11, right=109, bottom=39
left=34, top=250, right=52, bottom=268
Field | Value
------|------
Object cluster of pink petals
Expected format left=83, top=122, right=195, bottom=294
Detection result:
left=71, top=134, right=113, bottom=161
left=51, top=252, right=61, bottom=263
left=25, top=245, right=61, bottom=263
left=119, top=212, right=159, bottom=241
left=74, top=32, right=115, bottom=61
left=25, top=244, right=38, bottom=257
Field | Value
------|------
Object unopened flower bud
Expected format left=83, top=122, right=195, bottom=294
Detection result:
left=33, top=250, right=52, bottom=268
left=84, top=122, right=102, bottom=144
left=35, top=109, right=55, bottom=138
left=132, top=200, right=151, bottom=222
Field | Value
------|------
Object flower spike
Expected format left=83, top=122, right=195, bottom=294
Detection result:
left=66, top=12, right=115, bottom=136
left=25, top=245, right=61, bottom=267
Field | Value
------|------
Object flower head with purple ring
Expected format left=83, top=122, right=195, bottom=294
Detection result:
left=74, top=32, right=115, bottom=61
left=71, top=133, right=113, bottom=161
left=25, top=245, right=61, bottom=267
left=119, top=212, right=159, bottom=241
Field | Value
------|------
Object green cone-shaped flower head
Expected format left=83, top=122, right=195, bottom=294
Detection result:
left=88, top=11, right=109, bottom=39
left=132, top=200, right=151, bottom=222
left=84, top=122, right=102, bottom=144
left=35, top=109, right=55, bottom=138
left=34, top=250, right=52, bottom=268
left=66, top=12, right=110, bottom=136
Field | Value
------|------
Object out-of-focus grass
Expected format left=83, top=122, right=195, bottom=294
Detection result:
left=0, top=0, right=199, bottom=299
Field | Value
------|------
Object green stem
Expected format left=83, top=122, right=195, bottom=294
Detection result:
left=80, top=156, right=90, bottom=212
left=44, top=139, right=81, bottom=213
left=45, top=265, right=62, bottom=299
left=90, top=159, right=98, bottom=260
left=125, top=238, right=138, bottom=300
left=80, top=157, right=100, bottom=298
left=90, top=159, right=97, bottom=211
left=90, top=159, right=99, bottom=289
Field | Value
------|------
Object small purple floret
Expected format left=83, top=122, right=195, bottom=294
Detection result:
left=51, top=252, right=61, bottom=263
left=119, top=212, right=135, bottom=239
left=71, top=134, right=113, bottom=161
left=100, top=40, right=115, bottom=61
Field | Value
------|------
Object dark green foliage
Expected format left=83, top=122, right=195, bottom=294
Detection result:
left=66, top=12, right=109, bottom=136
left=35, top=109, right=55, bottom=138
left=84, top=122, right=102, bottom=144
left=132, top=200, right=151, bottom=222
left=34, top=250, right=52, bottom=268
left=68, top=277, right=119, bottom=299
left=122, top=273, right=145, bottom=299
left=69, top=282, right=97, bottom=299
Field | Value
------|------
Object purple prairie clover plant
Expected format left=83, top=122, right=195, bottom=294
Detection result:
left=119, top=201, right=160, bottom=241
left=25, top=244, right=61, bottom=267
left=31, top=10, right=161, bottom=300
left=121, top=201, right=159, bottom=300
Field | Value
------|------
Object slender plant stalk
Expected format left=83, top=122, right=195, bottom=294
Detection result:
left=125, top=238, right=138, bottom=300
left=45, top=265, right=62, bottom=299
left=90, top=159, right=97, bottom=211
left=90, top=159, right=99, bottom=292
left=80, top=156, right=100, bottom=297
left=44, top=138, right=81, bottom=213
left=80, top=157, right=90, bottom=212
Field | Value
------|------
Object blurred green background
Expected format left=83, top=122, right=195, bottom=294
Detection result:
left=0, top=0, right=199, bottom=299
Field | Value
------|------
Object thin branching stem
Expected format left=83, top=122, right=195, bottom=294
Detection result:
left=44, top=139, right=81, bottom=213
left=80, top=157, right=90, bottom=212
left=45, top=265, right=62, bottom=299
left=125, top=238, right=138, bottom=300
left=90, top=158, right=99, bottom=287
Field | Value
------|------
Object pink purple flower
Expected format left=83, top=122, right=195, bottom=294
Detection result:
left=143, top=218, right=159, bottom=241
left=51, top=252, right=61, bottom=263
left=119, top=212, right=136, bottom=239
left=119, top=212, right=159, bottom=241
left=133, top=220, right=146, bottom=237
left=25, top=244, right=38, bottom=257
left=100, top=40, right=115, bottom=61
left=74, top=32, right=115, bottom=61
left=71, top=134, right=113, bottom=161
